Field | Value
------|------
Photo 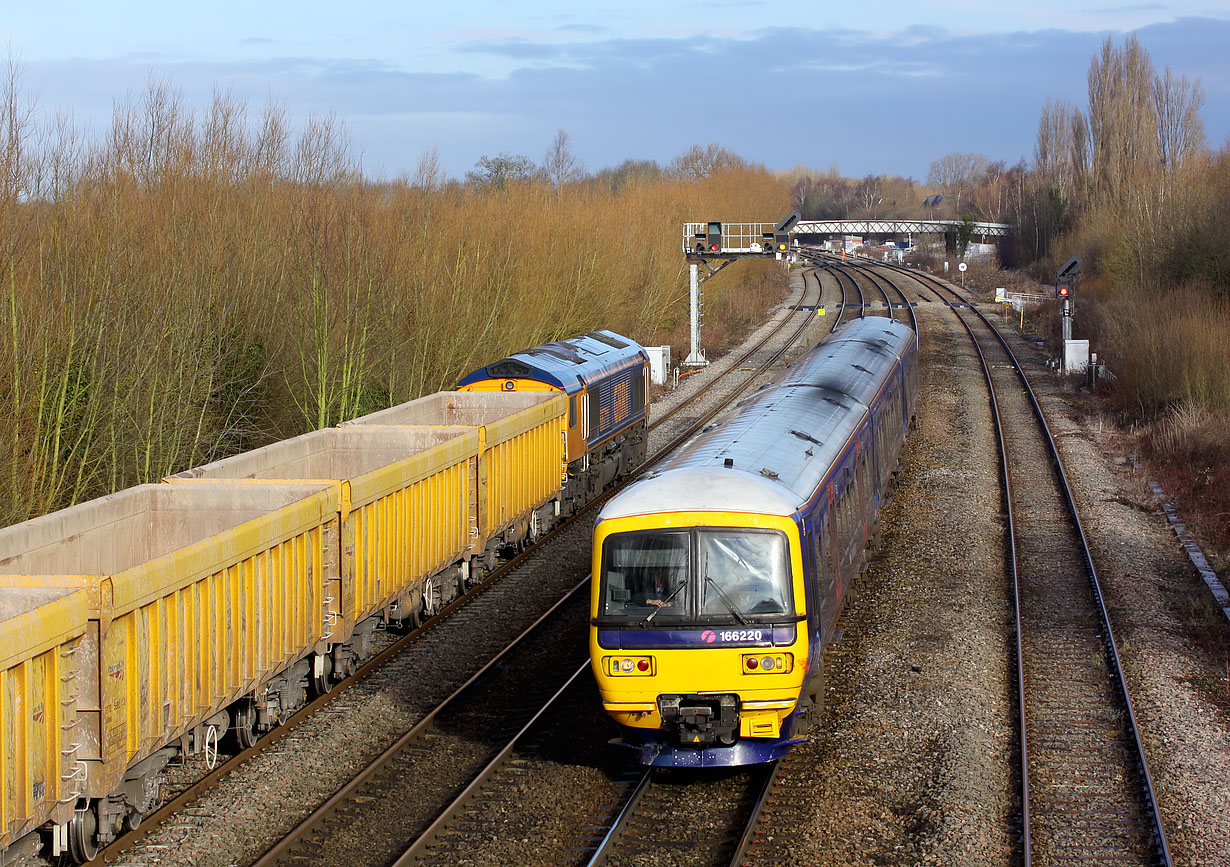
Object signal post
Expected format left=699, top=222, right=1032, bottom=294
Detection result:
left=1056, top=256, right=1084, bottom=374
left=682, top=212, right=800, bottom=367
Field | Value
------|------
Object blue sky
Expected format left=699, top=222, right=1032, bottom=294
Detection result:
left=6, top=2, right=1229, bottom=181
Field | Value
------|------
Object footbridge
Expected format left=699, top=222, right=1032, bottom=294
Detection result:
left=794, top=218, right=1009, bottom=238
left=681, top=216, right=1010, bottom=256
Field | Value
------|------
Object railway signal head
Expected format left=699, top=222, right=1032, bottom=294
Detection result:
left=1058, top=285, right=1070, bottom=298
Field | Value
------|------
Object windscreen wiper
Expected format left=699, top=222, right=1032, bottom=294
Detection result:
left=705, top=575, right=749, bottom=626
left=643, top=578, right=689, bottom=625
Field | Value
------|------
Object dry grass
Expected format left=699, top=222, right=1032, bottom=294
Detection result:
left=1137, top=400, right=1230, bottom=552
left=1099, top=284, right=1230, bottom=417
left=0, top=80, right=792, bottom=527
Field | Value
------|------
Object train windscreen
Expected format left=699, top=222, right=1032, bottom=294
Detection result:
left=598, top=528, right=792, bottom=624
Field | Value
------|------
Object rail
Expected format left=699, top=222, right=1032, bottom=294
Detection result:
left=869, top=259, right=1172, bottom=866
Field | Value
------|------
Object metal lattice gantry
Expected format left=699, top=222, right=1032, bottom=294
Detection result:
left=677, top=214, right=1012, bottom=367
left=680, top=218, right=1010, bottom=255
left=793, top=218, right=1010, bottom=238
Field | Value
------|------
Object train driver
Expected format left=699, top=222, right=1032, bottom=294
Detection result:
left=641, top=569, right=675, bottom=608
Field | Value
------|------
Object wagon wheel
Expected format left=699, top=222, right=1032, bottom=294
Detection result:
left=232, top=700, right=259, bottom=750
left=204, top=724, right=219, bottom=770
left=68, top=804, right=99, bottom=863
left=423, top=577, right=437, bottom=618
left=312, top=653, right=334, bottom=696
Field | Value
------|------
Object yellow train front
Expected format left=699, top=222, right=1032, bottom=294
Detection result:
left=590, top=317, right=918, bottom=767
left=591, top=493, right=811, bottom=767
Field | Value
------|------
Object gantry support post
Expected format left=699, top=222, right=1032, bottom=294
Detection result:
left=682, top=258, right=733, bottom=368
left=684, top=262, right=706, bottom=366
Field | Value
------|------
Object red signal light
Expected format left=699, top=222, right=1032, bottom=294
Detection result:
left=709, top=243, right=718, bottom=251
left=1058, top=285, right=1069, bottom=297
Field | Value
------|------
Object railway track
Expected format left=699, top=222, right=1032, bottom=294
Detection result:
left=866, top=260, right=1171, bottom=865
left=252, top=582, right=594, bottom=866
left=742, top=252, right=1169, bottom=865
left=583, top=764, right=774, bottom=867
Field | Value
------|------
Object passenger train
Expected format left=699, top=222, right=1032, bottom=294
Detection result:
left=589, top=317, right=918, bottom=767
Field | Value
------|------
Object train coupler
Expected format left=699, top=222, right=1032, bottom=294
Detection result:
left=658, top=694, right=739, bottom=746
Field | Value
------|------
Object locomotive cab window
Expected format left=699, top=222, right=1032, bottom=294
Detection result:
left=598, top=528, right=793, bottom=624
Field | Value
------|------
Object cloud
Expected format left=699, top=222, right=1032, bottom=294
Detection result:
left=551, top=24, right=612, bottom=35
left=1092, top=3, right=1169, bottom=11
left=17, top=17, right=1230, bottom=179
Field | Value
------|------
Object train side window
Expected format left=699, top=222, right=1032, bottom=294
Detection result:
left=843, top=471, right=856, bottom=543
left=812, top=524, right=831, bottom=595
left=632, top=370, right=645, bottom=412
left=569, top=395, right=577, bottom=427
left=837, top=471, right=853, bottom=545
left=831, top=489, right=841, bottom=578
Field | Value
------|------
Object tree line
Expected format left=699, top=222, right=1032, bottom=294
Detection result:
left=0, top=71, right=790, bottom=527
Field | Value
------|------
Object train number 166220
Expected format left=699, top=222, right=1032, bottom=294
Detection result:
left=719, top=629, right=763, bottom=642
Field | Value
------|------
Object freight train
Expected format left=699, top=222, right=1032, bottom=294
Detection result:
left=589, top=317, right=918, bottom=767
left=0, top=331, right=648, bottom=865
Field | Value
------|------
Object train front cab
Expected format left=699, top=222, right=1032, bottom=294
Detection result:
left=590, top=510, right=814, bottom=767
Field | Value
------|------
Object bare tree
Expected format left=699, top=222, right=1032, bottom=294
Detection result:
left=1, top=54, right=36, bottom=209
left=252, top=100, right=290, bottom=180
left=926, top=152, right=989, bottom=213
left=1086, top=34, right=1158, bottom=205
left=855, top=174, right=884, bottom=218
left=411, top=144, right=445, bottom=191
left=972, top=160, right=1010, bottom=222
left=464, top=153, right=536, bottom=191
left=668, top=143, right=745, bottom=180
left=541, top=128, right=584, bottom=189
left=595, top=159, right=661, bottom=191
left=1034, top=98, right=1085, bottom=201
left=1154, top=67, right=1205, bottom=174
left=1069, top=105, right=1090, bottom=204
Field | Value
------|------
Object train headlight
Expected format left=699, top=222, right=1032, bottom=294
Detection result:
left=606, top=656, right=654, bottom=676
left=742, top=653, right=792, bottom=674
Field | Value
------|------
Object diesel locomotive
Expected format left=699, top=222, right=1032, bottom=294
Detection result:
left=458, top=329, right=650, bottom=524
left=589, top=317, right=918, bottom=767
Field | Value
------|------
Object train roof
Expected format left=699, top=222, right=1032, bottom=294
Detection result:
left=601, top=381, right=864, bottom=519
left=779, top=318, right=913, bottom=406
left=600, top=317, right=915, bottom=521
left=456, top=330, right=646, bottom=393
left=824, top=316, right=916, bottom=358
